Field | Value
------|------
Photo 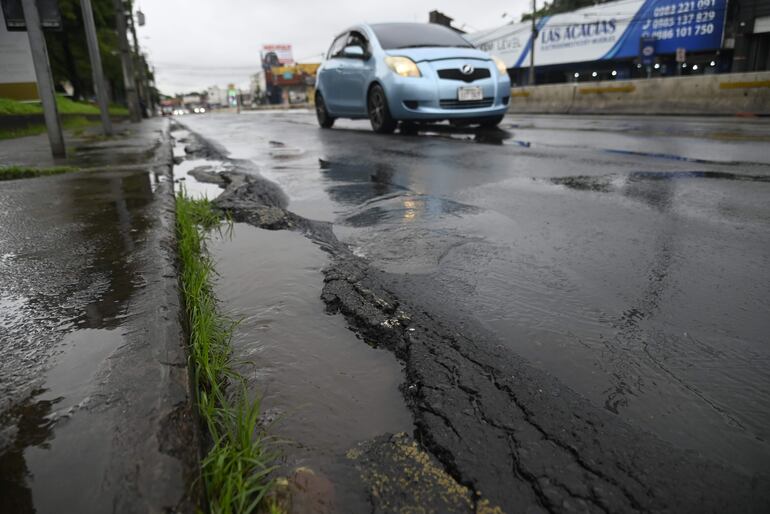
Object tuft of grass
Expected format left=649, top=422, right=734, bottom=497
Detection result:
left=0, top=165, right=79, bottom=181
left=176, top=191, right=277, bottom=514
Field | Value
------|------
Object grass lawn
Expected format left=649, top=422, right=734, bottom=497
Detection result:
left=0, top=97, right=129, bottom=140
left=0, top=115, right=94, bottom=141
left=0, top=96, right=129, bottom=116
left=0, top=165, right=80, bottom=181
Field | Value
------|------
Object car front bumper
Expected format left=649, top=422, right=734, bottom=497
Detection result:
left=382, top=72, right=511, bottom=121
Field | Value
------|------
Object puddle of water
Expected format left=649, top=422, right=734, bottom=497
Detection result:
left=210, top=224, right=412, bottom=510
left=1, top=328, right=126, bottom=514
left=270, top=147, right=305, bottom=159
left=171, top=129, right=191, bottom=159
left=173, top=158, right=225, bottom=199
left=0, top=168, right=159, bottom=512
left=339, top=191, right=480, bottom=228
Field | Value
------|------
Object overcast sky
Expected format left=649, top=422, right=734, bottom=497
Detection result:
left=135, top=0, right=531, bottom=94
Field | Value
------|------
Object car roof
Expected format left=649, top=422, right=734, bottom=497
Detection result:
left=369, top=22, right=436, bottom=28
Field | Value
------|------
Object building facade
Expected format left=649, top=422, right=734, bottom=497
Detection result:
left=468, top=0, right=769, bottom=86
left=727, top=0, right=770, bottom=72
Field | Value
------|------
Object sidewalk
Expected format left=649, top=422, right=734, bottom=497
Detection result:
left=0, top=121, right=199, bottom=513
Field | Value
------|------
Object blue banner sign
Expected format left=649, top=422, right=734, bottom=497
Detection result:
left=470, top=0, right=726, bottom=68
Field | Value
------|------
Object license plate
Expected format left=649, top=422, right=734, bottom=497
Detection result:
left=457, top=86, right=483, bottom=102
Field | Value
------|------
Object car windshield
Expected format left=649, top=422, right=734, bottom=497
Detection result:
left=371, top=23, right=472, bottom=50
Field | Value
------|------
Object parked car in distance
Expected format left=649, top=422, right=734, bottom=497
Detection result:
left=315, top=22, right=511, bottom=133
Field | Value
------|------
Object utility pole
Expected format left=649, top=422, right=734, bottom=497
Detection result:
left=126, top=1, right=149, bottom=117
left=529, top=0, right=536, bottom=86
left=21, top=0, right=65, bottom=157
left=80, top=0, right=112, bottom=136
left=113, top=0, right=141, bottom=122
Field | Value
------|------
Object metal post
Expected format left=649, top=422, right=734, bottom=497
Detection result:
left=126, top=1, right=149, bottom=117
left=20, top=0, right=65, bottom=157
left=529, top=0, right=536, bottom=86
left=113, top=0, right=141, bottom=122
left=80, top=0, right=112, bottom=136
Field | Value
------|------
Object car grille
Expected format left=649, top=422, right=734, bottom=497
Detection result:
left=439, top=98, right=494, bottom=109
left=437, top=68, right=491, bottom=82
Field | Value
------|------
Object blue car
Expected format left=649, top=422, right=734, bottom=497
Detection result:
left=315, top=23, right=511, bottom=133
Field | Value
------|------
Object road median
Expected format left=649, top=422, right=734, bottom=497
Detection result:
left=508, top=71, right=770, bottom=115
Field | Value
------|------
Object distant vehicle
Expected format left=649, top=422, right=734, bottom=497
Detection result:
left=315, top=23, right=511, bottom=133
left=172, top=108, right=190, bottom=116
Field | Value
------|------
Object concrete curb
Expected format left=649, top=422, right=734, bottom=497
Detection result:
left=100, top=120, right=202, bottom=512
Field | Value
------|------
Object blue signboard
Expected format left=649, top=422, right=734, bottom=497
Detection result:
left=640, top=37, right=657, bottom=66
left=471, top=0, right=727, bottom=68
left=604, top=0, right=726, bottom=59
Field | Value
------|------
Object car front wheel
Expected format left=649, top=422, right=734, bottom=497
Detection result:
left=316, top=92, right=335, bottom=129
left=479, top=115, right=505, bottom=128
left=368, top=84, right=397, bottom=134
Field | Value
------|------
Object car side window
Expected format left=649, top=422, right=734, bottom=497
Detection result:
left=327, top=33, right=348, bottom=60
left=346, top=31, right=369, bottom=55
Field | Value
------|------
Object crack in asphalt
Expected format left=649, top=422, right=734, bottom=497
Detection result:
left=176, top=125, right=770, bottom=514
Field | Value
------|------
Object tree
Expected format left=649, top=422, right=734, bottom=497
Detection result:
left=522, top=0, right=616, bottom=21
left=43, top=0, right=125, bottom=103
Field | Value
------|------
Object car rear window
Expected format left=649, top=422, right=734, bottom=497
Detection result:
left=371, top=23, right=472, bottom=50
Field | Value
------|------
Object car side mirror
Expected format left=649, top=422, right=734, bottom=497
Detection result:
left=342, top=45, right=365, bottom=59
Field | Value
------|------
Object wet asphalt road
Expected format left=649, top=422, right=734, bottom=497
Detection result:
left=182, top=112, right=770, bottom=512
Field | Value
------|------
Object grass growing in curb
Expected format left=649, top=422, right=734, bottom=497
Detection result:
left=176, top=191, right=277, bottom=514
left=0, top=165, right=80, bottom=181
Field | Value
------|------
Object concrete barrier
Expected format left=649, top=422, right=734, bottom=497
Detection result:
left=508, top=71, right=770, bottom=115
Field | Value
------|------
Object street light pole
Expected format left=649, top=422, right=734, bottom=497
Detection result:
left=113, top=0, right=142, bottom=122
left=20, top=0, right=65, bottom=157
left=529, top=0, right=536, bottom=86
left=126, top=0, right=149, bottom=117
left=80, top=0, right=113, bottom=136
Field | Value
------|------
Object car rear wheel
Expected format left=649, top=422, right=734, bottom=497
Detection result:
left=368, top=84, right=397, bottom=134
left=316, top=92, right=335, bottom=129
left=479, top=115, right=504, bottom=128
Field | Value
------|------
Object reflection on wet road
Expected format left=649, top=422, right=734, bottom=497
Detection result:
left=0, top=166, right=157, bottom=512
left=209, top=225, right=412, bottom=510
left=181, top=111, right=770, bottom=483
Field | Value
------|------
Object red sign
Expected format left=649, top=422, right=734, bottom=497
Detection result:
left=262, top=44, right=294, bottom=65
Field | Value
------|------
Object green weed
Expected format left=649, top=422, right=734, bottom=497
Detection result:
left=176, top=191, right=277, bottom=514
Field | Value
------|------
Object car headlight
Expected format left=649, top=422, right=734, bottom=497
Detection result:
left=385, top=56, right=421, bottom=78
left=492, top=56, right=508, bottom=76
